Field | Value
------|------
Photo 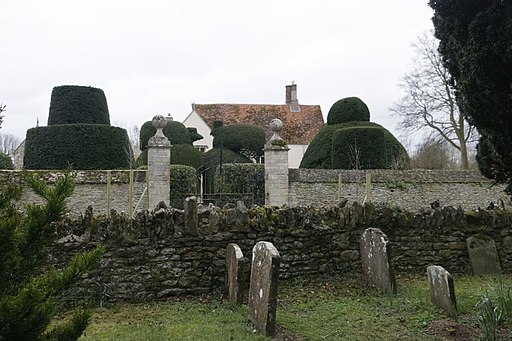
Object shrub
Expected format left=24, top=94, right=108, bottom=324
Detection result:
left=187, top=127, right=203, bottom=143
left=23, top=125, right=133, bottom=170
left=139, top=120, right=191, bottom=150
left=135, top=144, right=202, bottom=169
left=213, top=163, right=264, bottom=206
left=48, top=85, right=110, bottom=125
left=170, top=165, right=198, bottom=208
left=0, top=152, right=13, bottom=169
left=327, top=97, right=370, bottom=125
left=201, top=147, right=251, bottom=194
left=212, top=124, right=265, bottom=160
left=300, top=122, right=409, bottom=169
left=331, top=126, right=387, bottom=169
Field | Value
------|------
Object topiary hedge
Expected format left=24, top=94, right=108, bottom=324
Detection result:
left=139, top=120, right=191, bottom=150
left=331, top=126, right=386, bottom=169
left=0, top=152, right=14, bottom=170
left=47, top=86, right=110, bottom=125
left=170, top=164, right=198, bottom=208
left=201, top=147, right=252, bottom=194
left=23, top=125, right=133, bottom=170
left=300, top=122, right=408, bottom=169
left=327, top=97, right=370, bottom=125
left=136, top=144, right=202, bottom=169
left=212, top=124, right=265, bottom=159
left=213, top=163, right=264, bottom=206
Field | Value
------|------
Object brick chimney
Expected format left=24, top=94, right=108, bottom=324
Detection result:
left=285, top=83, right=300, bottom=112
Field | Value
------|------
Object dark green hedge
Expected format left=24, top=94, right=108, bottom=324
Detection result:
left=213, top=163, right=264, bottom=206
left=212, top=124, right=265, bottom=158
left=23, top=125, right=133, bottom=170
left=327, top=97, right=370, bottom=125
left=139, top=120, right=191, bottom=150
left=136, top=144, right=202, bottom=169
left=201, top=147, right=252, bottom=194
left=0, top=152, right=14, bottom=170
left=331, top=126, right=386, bottom=169
left=48, top=86, right=110, bottom=125
left=170, top=164, right=198, bottom=208
left=300, top=122, right=409, bottom=169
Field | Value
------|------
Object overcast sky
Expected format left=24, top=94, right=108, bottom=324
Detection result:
left=0, top=0, right=434, bottom=147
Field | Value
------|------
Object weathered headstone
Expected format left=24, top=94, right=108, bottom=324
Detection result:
left=226, top=243, right=247, bottom=304
left=466, top=234, right=502, bottom=275
left=427, top=265, right=457, bottom=317
left=247, top=241, right=281, bottom=337
left=360, top=227, right=397, bottom=294
left=183, top=196, right=198, bottom=236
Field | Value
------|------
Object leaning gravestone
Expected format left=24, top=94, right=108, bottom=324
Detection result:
left=360, top=228, right=397, bottom=294
left=247, top=241, right=281, bottom=337
left=466, top=234, right=502, bottom=275
left=427, top=265, right=457, bottom=317
left=226, top=243, right=247, bottom=304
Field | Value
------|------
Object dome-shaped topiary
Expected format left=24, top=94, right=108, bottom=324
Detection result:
left=136, top=143, right=202, bottom=169
left=212, top=124, right=265, bottom=159
left=139, top=120, right=192, bottom=150
left=327, top=97, right=370, bottom=125
left=48, top=86, right=110, bottom=125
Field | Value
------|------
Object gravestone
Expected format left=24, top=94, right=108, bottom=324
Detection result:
left=466, top=234, right=502, bottom=275
left=247, top=241, right=281, bottom=336
left=226, top=243, right=247, bottom=304
left=360, top=228, right=397, bottom=294
left=427, top=265, right=457, bottom=317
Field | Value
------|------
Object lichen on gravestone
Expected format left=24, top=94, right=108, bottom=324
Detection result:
left=427, top=265, right=457, bottom=317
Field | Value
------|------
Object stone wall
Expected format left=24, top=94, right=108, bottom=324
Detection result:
left=52, top=203, right=512, bottom=303
left=289, top=169, right=511, bottom=210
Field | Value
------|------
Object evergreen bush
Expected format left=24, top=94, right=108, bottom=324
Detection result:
left=135, top=144, right=202, bottom=169
left=0, top=152, right=13, bottom=169
left=212, top=124, right=265, bottom=160
left=331, top=126, right=386, bottom=169
left=0, top=173, right=103, bottom=340
left=213, top=163, right=264, bottom=206
left=170, top=164, right=198, bottom=208
left=139, top=120, right=191, bottom=150
left=327, top=97, right=370, bottom=125
left=23, top=125, right=133, bottom=170
left=48, top=86, right=110, bottom=125
left=201, top=147, right=251, bottom=194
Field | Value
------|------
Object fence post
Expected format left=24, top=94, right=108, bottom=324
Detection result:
left=363, top=173, right=372, bottom=204
left=147, top=115, right=172, bottom=209
left=264, top=119, right=289, bottom=207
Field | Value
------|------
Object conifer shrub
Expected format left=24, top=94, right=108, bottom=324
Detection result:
left=213, top=163, right=264, bottom=206
left=201, top=147, right=251, bottom=194
left=331, top=126, right=387, bottom=169
left=139, top=120, right=191, bottom=151
left=170, top=164, right=198, bottom=208
left=212, top=124, right=265, bottom=159
left=23, top=125, right=133, bottom=170
left=136, top=144, right=202, bottom=169
left=48, top=86, right=110, bottom=125
left=0, top=152, right=13, bottom=169
left=327, top=97, right=370, bottom=125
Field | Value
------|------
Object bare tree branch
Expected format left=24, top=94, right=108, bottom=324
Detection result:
left=390, top=31, right=476, bottom=169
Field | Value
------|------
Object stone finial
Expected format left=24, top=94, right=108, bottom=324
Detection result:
left=149, top=115, right=171, bottom=147
left=269, top=118, right=284, bottom=142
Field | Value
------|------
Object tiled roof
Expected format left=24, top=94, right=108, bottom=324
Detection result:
left=193, top=104, right=324, bottom=144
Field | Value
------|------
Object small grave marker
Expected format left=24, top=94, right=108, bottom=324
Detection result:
left=226, top=243, right=247, bottom=304
left=466, top=234, right=501, bottom=275
left=247, top=241, right=281, bottom=337
left=360, top=227, right=396, bottom=294
left=427, top=265, right=457, bottom=317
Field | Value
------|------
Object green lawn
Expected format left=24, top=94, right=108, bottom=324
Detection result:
left=77, top=274, right=512, bottom=340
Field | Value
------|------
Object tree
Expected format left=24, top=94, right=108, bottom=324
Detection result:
left=391, top=32, right=476, bottom=169
left=0, top=103, right=5, bottom=128
left=410, top=136, right=456, bottom=169
left=0, top=173, right=104, bottom=340
left=0, top=132, right=21, bottom=155
left=211, top=124, right=265, bottom=162
left=0, top=152, right=14, bottom=169
left=429, top=0, right=512, bottom=191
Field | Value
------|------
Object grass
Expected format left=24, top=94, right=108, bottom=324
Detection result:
left=75, top=274, right=512, bottom=341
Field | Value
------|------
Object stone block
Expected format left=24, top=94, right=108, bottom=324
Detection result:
left=226, top=243, right=248, bottom=304
left=427, top=265, right=457, bottom=316
left=248, top=241, right=281, bottom=337
left=466, top=234, right=501, bottom=275
left=183, top=196, right=199, bottom=236
left=360, top=228, right=396, bottom=294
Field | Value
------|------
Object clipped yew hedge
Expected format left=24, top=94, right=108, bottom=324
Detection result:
left=139, top=120, right=191, bottom=150
left=47, top=86, right=110, bottom=125
left=331, top=126, right=387, bottom=169
left=136, top=144, right=202, bottom=169
left=327, top=97, right=370, bottom=125
left=201, top=148, right=251, bottom=194
left=170, top=164, right=198, bottom=208
left=23, top=125, right=133, bottom=170
left=212, top=124, right=265, bottom=158
left=213, top=163, right=264, bottom=206
left=0, top=153, right=14, bottom=170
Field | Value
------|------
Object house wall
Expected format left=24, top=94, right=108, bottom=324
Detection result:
left=288, top=144, right=308, bottom=168
left=183, top=110, right=214, bottom=151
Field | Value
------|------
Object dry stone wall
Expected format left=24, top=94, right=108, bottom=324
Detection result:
left=51, top=202, right=512, bottom=303
left=289, top=169, right=511, bottom=210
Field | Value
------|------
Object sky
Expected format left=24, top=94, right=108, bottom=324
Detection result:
left=0, top=0, right=434, bottom=148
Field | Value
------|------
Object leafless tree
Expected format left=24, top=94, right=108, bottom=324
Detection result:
left=391, top=32, right=476, bottom=169
left=410, top=136, right=457, bottom=170
left=0, top=103, right=5, bottom=128
left=0, top=133, right=21, bottom=155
